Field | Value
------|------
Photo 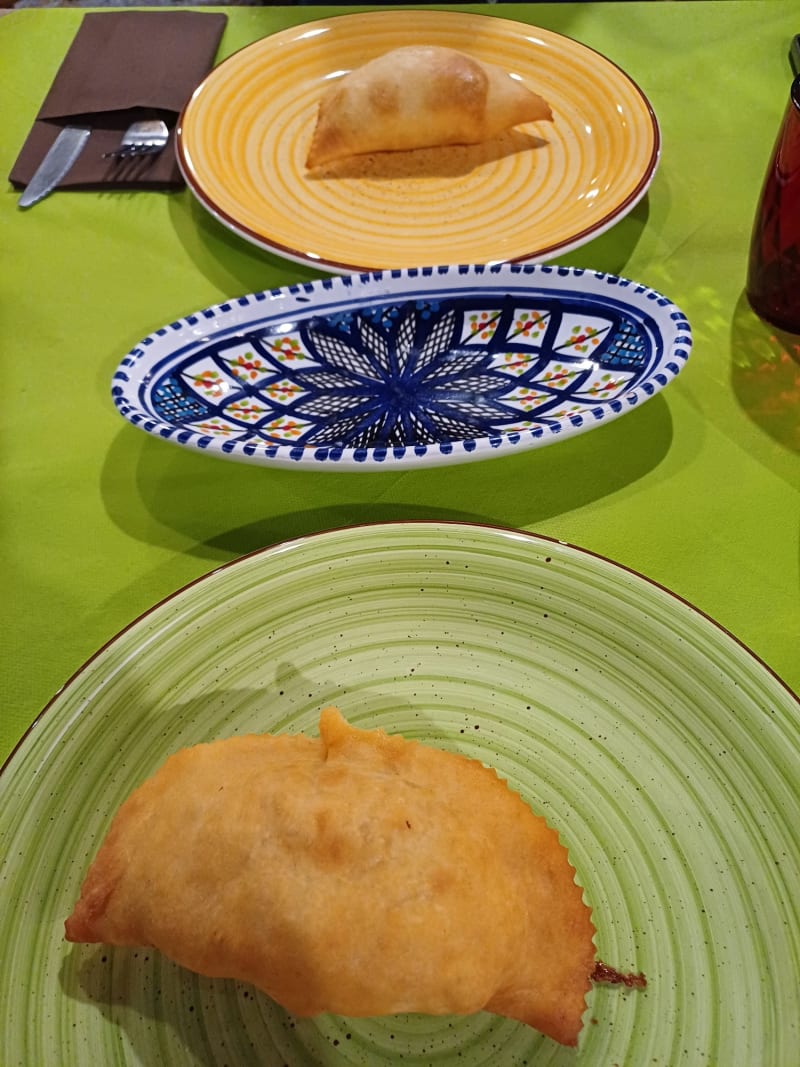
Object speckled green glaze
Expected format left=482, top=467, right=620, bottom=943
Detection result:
left=1, top=522, right=798, bottom=1066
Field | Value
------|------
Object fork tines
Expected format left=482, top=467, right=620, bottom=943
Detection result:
left=104, top=144, right=163, bottom=160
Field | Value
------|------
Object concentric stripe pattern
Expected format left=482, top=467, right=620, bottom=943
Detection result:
left=177, top=12, right=660, bottom=271
left=1, top=523, right=798, bottom=1065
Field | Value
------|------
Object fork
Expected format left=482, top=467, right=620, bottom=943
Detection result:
left=104, top=119, right=170, bottom=160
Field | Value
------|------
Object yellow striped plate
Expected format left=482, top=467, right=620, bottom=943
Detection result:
left=177, top=11, right=660, bottom=273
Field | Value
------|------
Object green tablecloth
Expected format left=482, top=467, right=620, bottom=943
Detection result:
left=1, top=1, right=798, bottom=766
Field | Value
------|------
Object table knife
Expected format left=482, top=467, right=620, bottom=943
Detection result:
left=18, top=125, right=91, bottom=209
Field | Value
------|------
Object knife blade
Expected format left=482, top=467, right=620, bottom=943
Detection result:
left=18, top=125, right=92, bottom=209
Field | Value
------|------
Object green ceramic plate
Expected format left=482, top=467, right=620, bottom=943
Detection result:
left=1, top=522, right=798, bottom=1066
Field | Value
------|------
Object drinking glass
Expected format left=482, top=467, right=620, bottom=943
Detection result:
left=746, top=74, right=800, bottom=334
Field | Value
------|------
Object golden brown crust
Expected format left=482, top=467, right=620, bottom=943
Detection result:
left=305, top=45, right=553, bottom=168
left=66, top=708, right=594, bottom=1046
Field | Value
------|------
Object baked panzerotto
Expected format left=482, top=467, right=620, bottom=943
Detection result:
left=306, top=45, right=553, bottom=168
left=66, top=707, right=595, bottom=1045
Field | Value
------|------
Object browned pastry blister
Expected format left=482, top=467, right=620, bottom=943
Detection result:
left=66, top=707, right=595, bottom=1046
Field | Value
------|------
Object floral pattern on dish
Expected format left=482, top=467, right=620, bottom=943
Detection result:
left=150, top=295, right=652, bottom=450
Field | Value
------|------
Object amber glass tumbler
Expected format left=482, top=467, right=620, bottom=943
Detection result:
left=746, top=74, right=800, bottom=334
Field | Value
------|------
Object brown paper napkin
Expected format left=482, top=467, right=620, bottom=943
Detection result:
left=9, top=11, right=227, bottom=192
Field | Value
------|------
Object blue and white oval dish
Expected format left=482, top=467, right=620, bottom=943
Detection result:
left=112, top=264, right=692, bottom=470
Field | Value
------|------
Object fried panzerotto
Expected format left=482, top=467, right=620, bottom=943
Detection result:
left=66, top=708, right=595, bottom=1045
left=305, top=45, right=553, bottom=168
